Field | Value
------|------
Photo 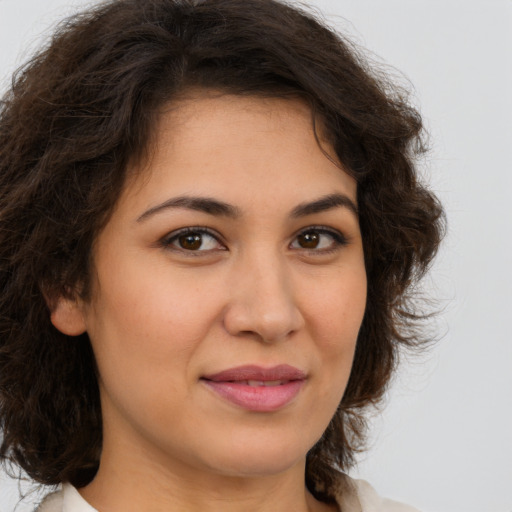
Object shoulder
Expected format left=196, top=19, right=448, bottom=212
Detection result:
left=351, top=478, right=421, bottom=512
left=35, top=484, right=97, bottom=512
left=332, top=473, right=421, bottom=512
left=34, top=489, right=63, bottom=512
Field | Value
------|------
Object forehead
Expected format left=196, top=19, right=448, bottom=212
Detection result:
left=121, top=92, right=356, bottom=214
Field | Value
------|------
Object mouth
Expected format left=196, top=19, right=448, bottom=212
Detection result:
left=232, top=379, right=290, bottom=387
left=201, top=365, right=306, bottom=412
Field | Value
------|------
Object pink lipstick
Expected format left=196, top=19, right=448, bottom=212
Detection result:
left=201, top=365, right=306, bottom=412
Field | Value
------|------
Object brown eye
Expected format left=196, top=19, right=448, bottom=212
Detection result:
left=178, top=233, right=203, bottom=250
left=291, top=227, right=347, bottom=252
left=297, top=231, right=320, bottom=249
left=164, top=228, right=225, bottom=253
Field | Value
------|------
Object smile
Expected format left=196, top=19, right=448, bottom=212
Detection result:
left=240, top=380, right=286, bottom=386
left=202, top=365, right=306, bottom=412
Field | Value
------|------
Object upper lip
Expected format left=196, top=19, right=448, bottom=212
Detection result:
left=202, top=364, right=306, bottom=382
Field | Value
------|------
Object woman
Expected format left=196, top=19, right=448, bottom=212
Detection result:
left=0, top=0, right=444, bottom=510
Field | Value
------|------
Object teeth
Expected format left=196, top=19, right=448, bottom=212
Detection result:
left=264, top=380, right=284, bottom=386
left=245, top=380, right=284, bottom=387
left=246, top=380, right=264, bottom=386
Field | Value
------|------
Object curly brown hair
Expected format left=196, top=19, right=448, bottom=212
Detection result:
left=0, top=0, right=444, bottom=502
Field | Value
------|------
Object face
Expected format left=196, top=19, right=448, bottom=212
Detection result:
left=53, top=93, right=367, bottom=481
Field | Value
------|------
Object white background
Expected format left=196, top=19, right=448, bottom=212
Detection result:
left=0, top=1, right=511, bottom=511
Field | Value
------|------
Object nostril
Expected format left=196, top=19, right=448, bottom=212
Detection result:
left=222, top=272, right=305, bottom=342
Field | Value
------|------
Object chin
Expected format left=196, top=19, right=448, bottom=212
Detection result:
left=201, top=436, right=311, bottom=478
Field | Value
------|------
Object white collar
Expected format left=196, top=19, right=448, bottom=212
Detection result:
left=62, top=484, right=98, bottom=512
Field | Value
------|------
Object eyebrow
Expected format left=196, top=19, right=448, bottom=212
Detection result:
left=137, top=196, right=241, bottom=222
left=137, top=192, right=357, bottom=222
left=290, top=193, right=358, bottom=218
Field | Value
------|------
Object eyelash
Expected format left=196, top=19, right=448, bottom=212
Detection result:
left=161, top=227, right=226, bottom=255
left=290, top=226, right=348, bottom=254
left=160, top=225, right=348, bottom=256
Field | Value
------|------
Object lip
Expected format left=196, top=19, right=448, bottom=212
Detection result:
left=201, top=365, right=306, bottom=412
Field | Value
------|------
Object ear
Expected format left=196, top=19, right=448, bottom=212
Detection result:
left=50, top=295, right=87, bottom=336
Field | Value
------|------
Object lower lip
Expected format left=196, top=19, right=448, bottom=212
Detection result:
left=202, top=380, right=304, bottom=412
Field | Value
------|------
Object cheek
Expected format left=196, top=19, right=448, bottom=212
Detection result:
left=306, top=268, right=367, bottom=346
left=303, top=266, right=366, bottom=395
left=89, top=261, right=222, bottom=351
left=84, top=267, right=221, bottom=423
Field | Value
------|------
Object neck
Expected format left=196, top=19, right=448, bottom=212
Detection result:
left=79, top=402, right=338, bottom=512
left=80, top=460, right=332, bottom=512
left=79, top=438, right=335, bottom=512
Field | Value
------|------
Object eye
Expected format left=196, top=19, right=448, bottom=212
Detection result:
left=290, top=227, right=347, bottom=252
left=162, top=228, right=226, bottom=252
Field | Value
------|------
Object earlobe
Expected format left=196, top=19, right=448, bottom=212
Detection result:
left=50, top=296, right=87, bottom=336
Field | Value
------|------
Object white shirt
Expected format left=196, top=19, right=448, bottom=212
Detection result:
left=36, top=478, right=420, bottom=512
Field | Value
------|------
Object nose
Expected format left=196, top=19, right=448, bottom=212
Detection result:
left=222, top=253, right=305, bottom=343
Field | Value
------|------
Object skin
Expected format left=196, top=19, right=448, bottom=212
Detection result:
left=52, top=93, right=367, bottom=512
